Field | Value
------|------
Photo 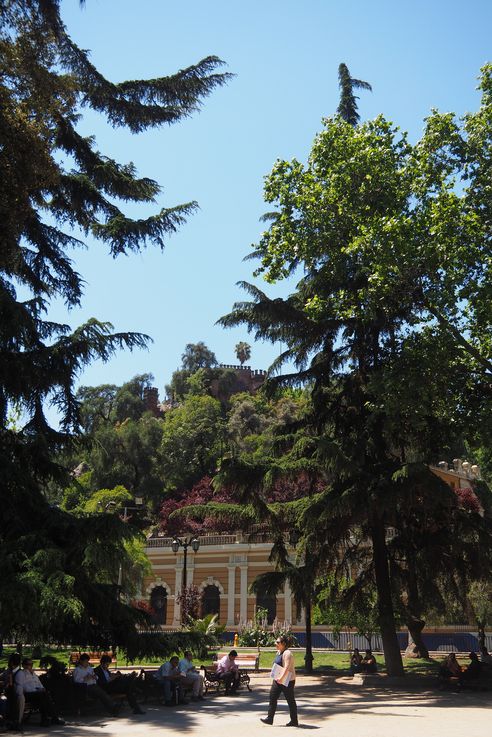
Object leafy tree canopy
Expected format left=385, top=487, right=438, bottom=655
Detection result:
left=0, top=0, right=230, bottom=646
left=181, top=342, right=218, bottom=372
left=159, top=394, right=224, bottom=492
left=337, top=62, right=372, bottom=126
left=218, top=66, right=492, bottom=675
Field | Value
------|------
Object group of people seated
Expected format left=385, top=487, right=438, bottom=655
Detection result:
left=73, top=652, right=145, bottom=715
left=0, top=648, right=243, bottom=728
left=438, top=649, right=490, bottom=687
left=0, top=651, right=148, bottom=728
left=154, top=650, right=205, bottom=704
left=0, top=653, right=65, bottom=729
left=153, top=649, right=241, bottom=704
left=349, top=648, right=378, bottom=675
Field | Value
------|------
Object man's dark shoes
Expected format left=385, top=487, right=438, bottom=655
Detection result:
left=133, top=707, right=145, bottom=715
left=261, top=718, right=273, bottom=725
left=52, top=717, right=65, bottom=725
left=284, top=722, right=299, bottom=727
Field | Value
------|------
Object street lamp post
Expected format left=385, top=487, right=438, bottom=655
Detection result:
left=171, top=536, right=200, bottom=622
left=171, top=536, right=200, bottom=589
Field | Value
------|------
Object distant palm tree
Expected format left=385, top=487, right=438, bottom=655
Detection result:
left=235, top=341, right=251, bottom=366
left=337, top=63, right=372, bottom=126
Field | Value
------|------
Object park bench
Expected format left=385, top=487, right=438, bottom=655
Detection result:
left=216, top=652, right=259, bottom=672
left=138, top=668, right=194, bottom=705
left=68, top=651, right=117, bottom=669
left=201, top=652, right=257, bottom=694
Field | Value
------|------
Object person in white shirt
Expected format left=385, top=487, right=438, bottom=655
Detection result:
left=15, top=658, right=64, bottom=727
left=178, top=651, right=204, bottom=699
left=72, top=654, right=119, bottom=714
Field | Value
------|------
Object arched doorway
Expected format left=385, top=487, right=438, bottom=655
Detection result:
left=150, top=585, right=167, bottom=625
left=201, top=584, right=220, bottom=619
left=256, top=586, right=276, bottom=624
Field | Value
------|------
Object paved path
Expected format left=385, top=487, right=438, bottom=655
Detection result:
left=21, top=673, right=491, bottom=737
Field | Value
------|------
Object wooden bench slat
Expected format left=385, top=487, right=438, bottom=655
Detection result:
left=68, top=651, right=117, bottom=668
left=216, top=652, right=259, bottom=671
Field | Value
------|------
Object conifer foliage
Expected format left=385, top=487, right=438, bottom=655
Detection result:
left=336, top=63, right=372, bottom=125
left=0, top=0, right=230, bottom=644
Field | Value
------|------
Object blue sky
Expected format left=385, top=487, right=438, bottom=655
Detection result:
left=54, top=0, right=492, bottom=404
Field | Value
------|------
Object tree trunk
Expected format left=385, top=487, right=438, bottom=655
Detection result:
left=304, top=596, right=314, bottom=674
left=401, top=557, right=429, bottom=658
left=371, top=520, right=404, bottom=676
left=404, top=619, right=429, bottom=658
left=477, top=621, right=486, bottom=652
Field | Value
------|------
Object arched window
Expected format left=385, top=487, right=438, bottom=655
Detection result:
left=256, top=586, right=277, bottom=624
left=150, top=586, right=167, bottom=625
left=201, top=584, right=220, bottom=618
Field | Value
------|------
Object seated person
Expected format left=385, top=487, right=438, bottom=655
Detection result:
left=72, top=653, right=120, bottom=715
left=178, top=651, right=204, bottom=700
left=479, top=646, right=492, bottom=666
left=360, top=649, right=377, bottom=673
left=0, top=653, right=21, bottom=724
left=15, top=658, right=64, bottom=727
left=216, top=650, right=241, bottom=695
left=438, top=652, right=463, bottom=682
left=461, top=652, right=482, bottom=682
left=155, top=656, right=184, bottom=705
left=350, top=648, right=363, bottom=675
left=94, top=655, right=145, bottom=714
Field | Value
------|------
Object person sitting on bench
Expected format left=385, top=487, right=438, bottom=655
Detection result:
left=461, top=652, right=482, bottom=683
left=350, top=648, right=363, bottom=675
left=94, top=655, right=145, bottom=714
left=178, top=651, right=204, bottom=701
left=480, top=646, right=492, bottom=666
left=0, top=653, right=21, bottom=726
left=360, top=649, right=377, bottom=673
left=155, top=656, right=185, bottom=705
left=73, top=653, right=121, bottom=715
left=15, top=658, right=65, bottom=727
left=216, top=650, right=241, bottom=695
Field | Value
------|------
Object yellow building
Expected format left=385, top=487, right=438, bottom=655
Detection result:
left=143, top=530, right=299, bottom=629
left=143, top=458, right=480, bottom=630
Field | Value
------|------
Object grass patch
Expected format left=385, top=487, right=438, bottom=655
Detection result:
left=0, top=645, right=464, bottom=681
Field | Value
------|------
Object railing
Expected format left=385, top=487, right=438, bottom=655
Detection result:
left=146, top=533, right=240, bottom=548
left=198, top=534, right=238, bottom=546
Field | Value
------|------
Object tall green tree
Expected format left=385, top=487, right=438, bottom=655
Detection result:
left=336, top=63, right=372, bottom=125
left=77, top=374, right=155, bottom=433
left=219, top=67, right=492, bottom=675
left=159, top=394, right=224, bottom=492
left=166, top=343, right=218, bottom=400
left=468, top=580, right=492, bottom=651
left=181, top=342, right=218, bottom=372
left=0, top=0, right=230, bottom=642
